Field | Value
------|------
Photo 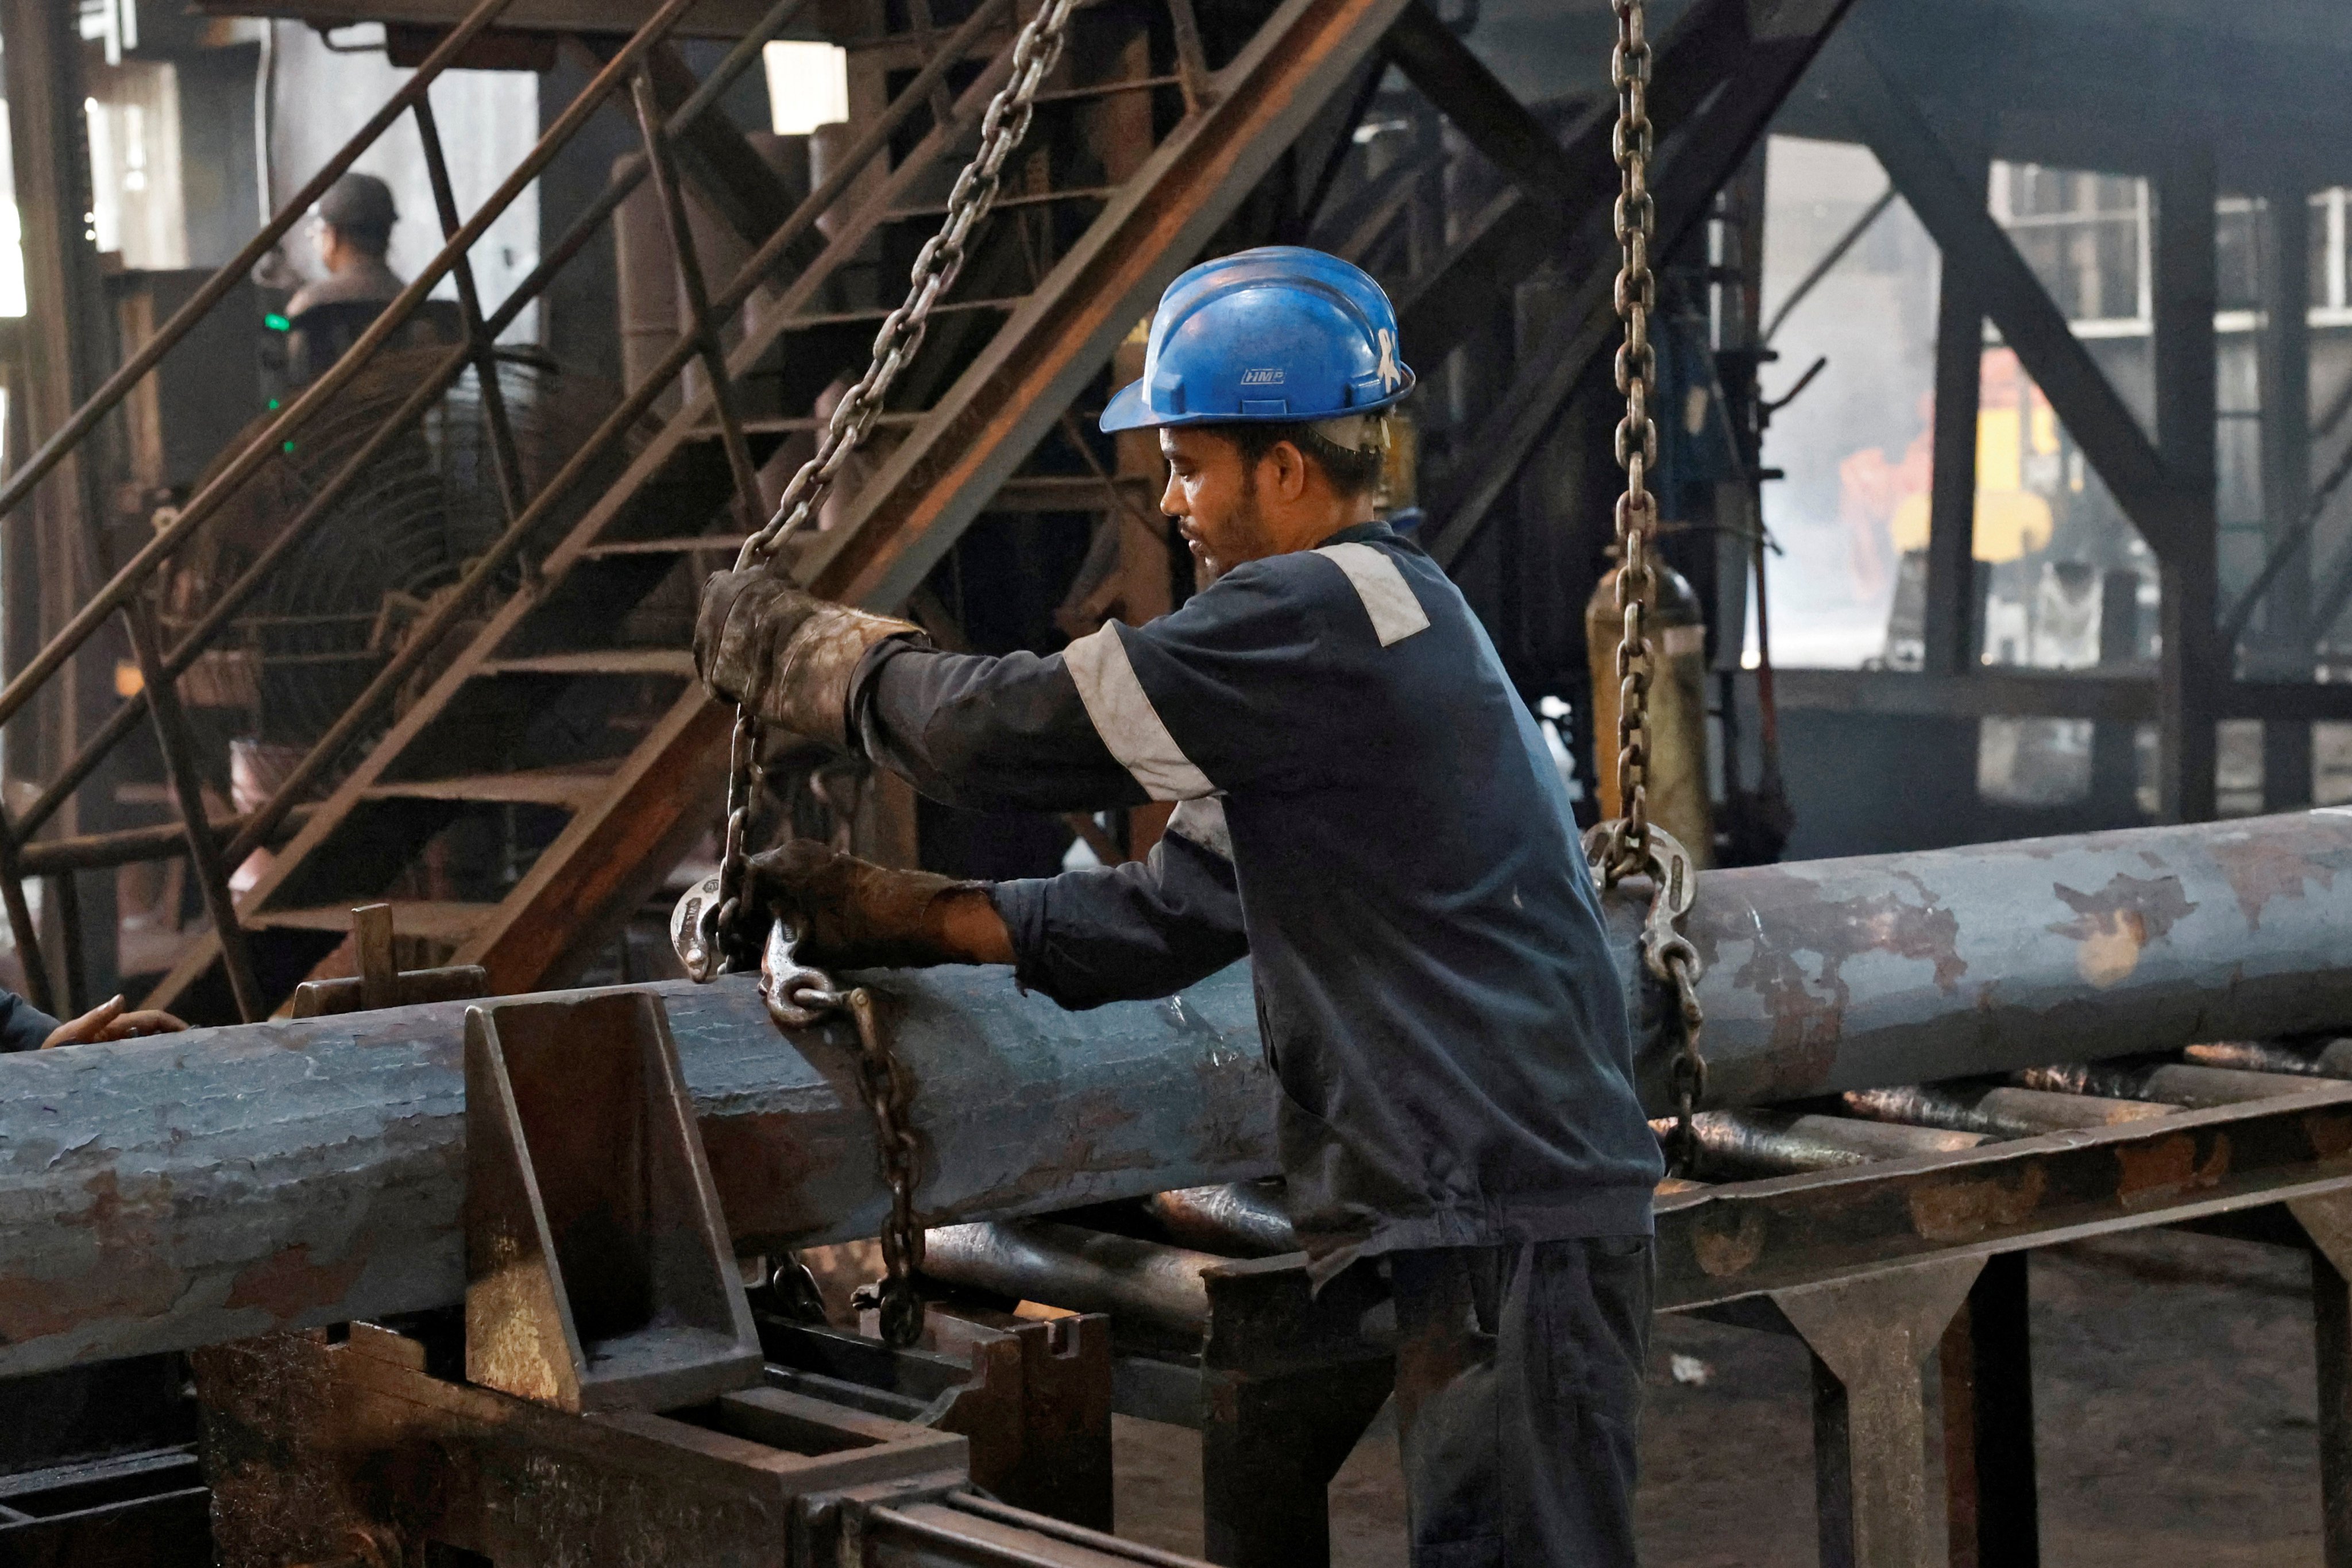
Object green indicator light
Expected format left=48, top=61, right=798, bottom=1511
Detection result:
left=264, top=312, right=292, bottom=332
left=282, top=441, right=297, bottom=455
left=266, top=398, right=281, bottom=410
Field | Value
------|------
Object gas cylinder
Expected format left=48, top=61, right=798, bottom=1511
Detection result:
left=1584, top=560, right=1713, bottom=868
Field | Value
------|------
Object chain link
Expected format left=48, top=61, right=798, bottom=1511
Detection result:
left=689, top=0, right=1083, bottom=982
left=1589, top=0, right=1709, bottom=1176
left=844, top=986, right=930, bottom=1349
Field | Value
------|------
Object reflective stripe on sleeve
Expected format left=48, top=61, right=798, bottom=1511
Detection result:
left=1063, top=623, right=1215, bottom=801
left=1312, top=542, right=1431, bottom=646
left=1165, top=796, right=1233, bottom=860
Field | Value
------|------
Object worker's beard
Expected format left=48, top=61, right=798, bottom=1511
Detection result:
left=1196, top=468, right=1274, bottom=586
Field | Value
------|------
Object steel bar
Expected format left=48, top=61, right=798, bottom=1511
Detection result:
left=8, top=812, right=2352, bottom=1375
left=1655, top=1083, right=2352, bottom=1311
left=1652, top=809, right=2352, bottom=1109
left=1685, top=1110, right=1987, bottom=1179
left=1142, top=1182, right=1297, bottom=1257
left=922, top=1222, right=1219, bottom=1339
left=2018, top=1060, right=2314, bottom=1109
left=1841, top=1083, right=2169, bottom=1138
left=2188, top=1038, right=2352, bottom=1077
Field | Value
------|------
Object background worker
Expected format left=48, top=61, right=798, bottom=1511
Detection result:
left=283, top=172, right=405, bottom=383
left=695, top=246, right=1661, bottom=1564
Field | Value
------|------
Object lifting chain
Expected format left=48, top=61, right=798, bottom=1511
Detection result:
left=1586, top=0, right=1709, bottom=1176
left=682, top=0, right=1082, bottom=1347
left=758, top=922, right=930, bottom=1347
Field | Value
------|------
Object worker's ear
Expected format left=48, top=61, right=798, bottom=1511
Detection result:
left=1268, top=439, right=1310, bottom=502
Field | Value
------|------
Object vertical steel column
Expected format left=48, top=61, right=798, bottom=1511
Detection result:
left=1923, top=144, right=1991, bottom=681
left=628, top=69, right=765, bottom=533
left=1939, top=1251, right=2040, bottom=1568
left=2090, top=567, right=2143, bottom=816
left=2152, top=148, right=2219, bottom=824
left=414, top=95, right=531, bottom=523
left=1773, top=1257, right=1983, bottom=1568
left=2292, top=1192, right=2352, bottom=1568
left=2258, top=181, right=2314, bottom=808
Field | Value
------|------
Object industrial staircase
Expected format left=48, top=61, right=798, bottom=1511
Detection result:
left=0, top=0, right=1852, bottom=1026
left=128, top=0, right=1413, bottom=1022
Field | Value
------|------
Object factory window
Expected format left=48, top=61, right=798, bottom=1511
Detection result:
left=1990, top=163, right=2148, bottom=333
left=764, top=41, right=849, bottom=136
left=85, top=60, right=187, bottom=271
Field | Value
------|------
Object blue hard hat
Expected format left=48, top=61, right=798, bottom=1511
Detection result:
left=1101, top=246, right=1415, bottom=432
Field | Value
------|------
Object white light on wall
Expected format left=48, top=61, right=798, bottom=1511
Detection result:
left=763, top=41, right=849, bottom=136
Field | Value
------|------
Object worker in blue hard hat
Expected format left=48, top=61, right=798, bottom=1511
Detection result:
left=693, top=245, right=1658, bottom=1565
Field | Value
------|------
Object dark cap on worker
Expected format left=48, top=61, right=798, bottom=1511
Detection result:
left=317, top=172, right=398, bottom=236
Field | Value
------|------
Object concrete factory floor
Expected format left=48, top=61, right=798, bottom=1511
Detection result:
left=1106, top=1227, right=2326, bottom=1565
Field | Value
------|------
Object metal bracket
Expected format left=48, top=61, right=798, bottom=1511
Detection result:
left=464, top=989, right=763, bottom=1412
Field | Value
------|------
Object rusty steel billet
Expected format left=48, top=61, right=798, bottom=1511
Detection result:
left=1646, top=809, right=2352, bottom=1108
left=1682, top=1110, right=1986, bottom=1179
left=2187, top=1037, right=2352, bottom=1077
left=922, top=1221, right=1219, bottom=1339
left=2017, top=1060, right=2318, bottom=1109
left=1142, top=1182, right=1299, bottom=1257
left=1840, top=1083, right=2173, bottom=1138
left=6, top=810, right=2352, bottom=1378
left=0, top=969, right=1270, bottom=1380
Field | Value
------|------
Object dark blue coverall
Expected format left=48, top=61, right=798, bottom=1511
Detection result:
left=853, top=520, right=1663, bottom=1565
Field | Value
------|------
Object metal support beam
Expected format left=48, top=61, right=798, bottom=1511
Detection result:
left=1383, top=1, right=1577, bottom=210
left=1826, top=33, right=2188, bottom=564
left=2293, top=1191, right=2352, bottom=1568
left=1775, top=1258, right=1984, bottom=1568
left=1922, top=137, right=1990, bottom=679
left=2153, top=147, right=2220, bottom=824
left=1940, top=1252, right=2040, bottom=1568
left=2260, top=181, right=2315, bottom=808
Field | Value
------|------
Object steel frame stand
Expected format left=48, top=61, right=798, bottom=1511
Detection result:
left=2291, top=1192, right=2352, bottom=1568
left=1939, top=1251, right=2041, bottom=1568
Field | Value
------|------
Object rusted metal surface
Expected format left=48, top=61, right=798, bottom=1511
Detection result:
left=1654, top=810, right=2352, bottom=1109
left=11, top=812, right=2352, bottom=1377
left=1683, top=1110, right=1986, bottom=1179
left=1842, top=1082, right=2173, bottom=1137
left=0, top=968, right=1271, bottom=1380
left=2019, top=1060, right=2320, bottom=1108
left=1142, top=1182, right=1297, bottom=1258
left=1652, top=1082, right=2352, bottom=1310
left=924, top=1223, right=1220, bottom=1341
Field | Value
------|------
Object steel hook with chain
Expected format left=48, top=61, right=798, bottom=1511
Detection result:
left=1585, top=0, right=1710, bottom=1176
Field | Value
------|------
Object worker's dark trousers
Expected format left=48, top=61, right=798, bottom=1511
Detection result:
left=1389, top=1236, right=1652, bottom=1567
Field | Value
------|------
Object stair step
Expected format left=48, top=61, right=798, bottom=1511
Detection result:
left=477, top=649, right=697, bottom=678
left=782, top=296, right=1025, bottom=331
left=362, top=767, right=618, bottom=809
left=249, top=901, right=496, bottom=944
left=888, top=184, right=1117, bottom=221
left=583, top=535, right=750, bottom=559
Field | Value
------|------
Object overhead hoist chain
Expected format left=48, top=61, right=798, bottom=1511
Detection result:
left=1585, top=0, right=1709, bottom=1177
left=686, top=0, right=1083, bottom=1349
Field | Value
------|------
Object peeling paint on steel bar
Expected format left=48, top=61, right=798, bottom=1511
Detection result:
left=1647, top=810, right=2352, bottom=1110
left=1652, top=1083, right=2352, bottom=1311
left=2189, top=1038, right=2352, bottom=1077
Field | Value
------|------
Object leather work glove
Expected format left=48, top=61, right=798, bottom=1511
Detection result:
left=695, top=569, right=920, bottom=747
left=739, top=838, right=991, bottom=972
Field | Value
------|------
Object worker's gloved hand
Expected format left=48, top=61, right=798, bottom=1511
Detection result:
left=695, top=569, right=921, bottom=748
left=737, top=839, right=1003, bottom=972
